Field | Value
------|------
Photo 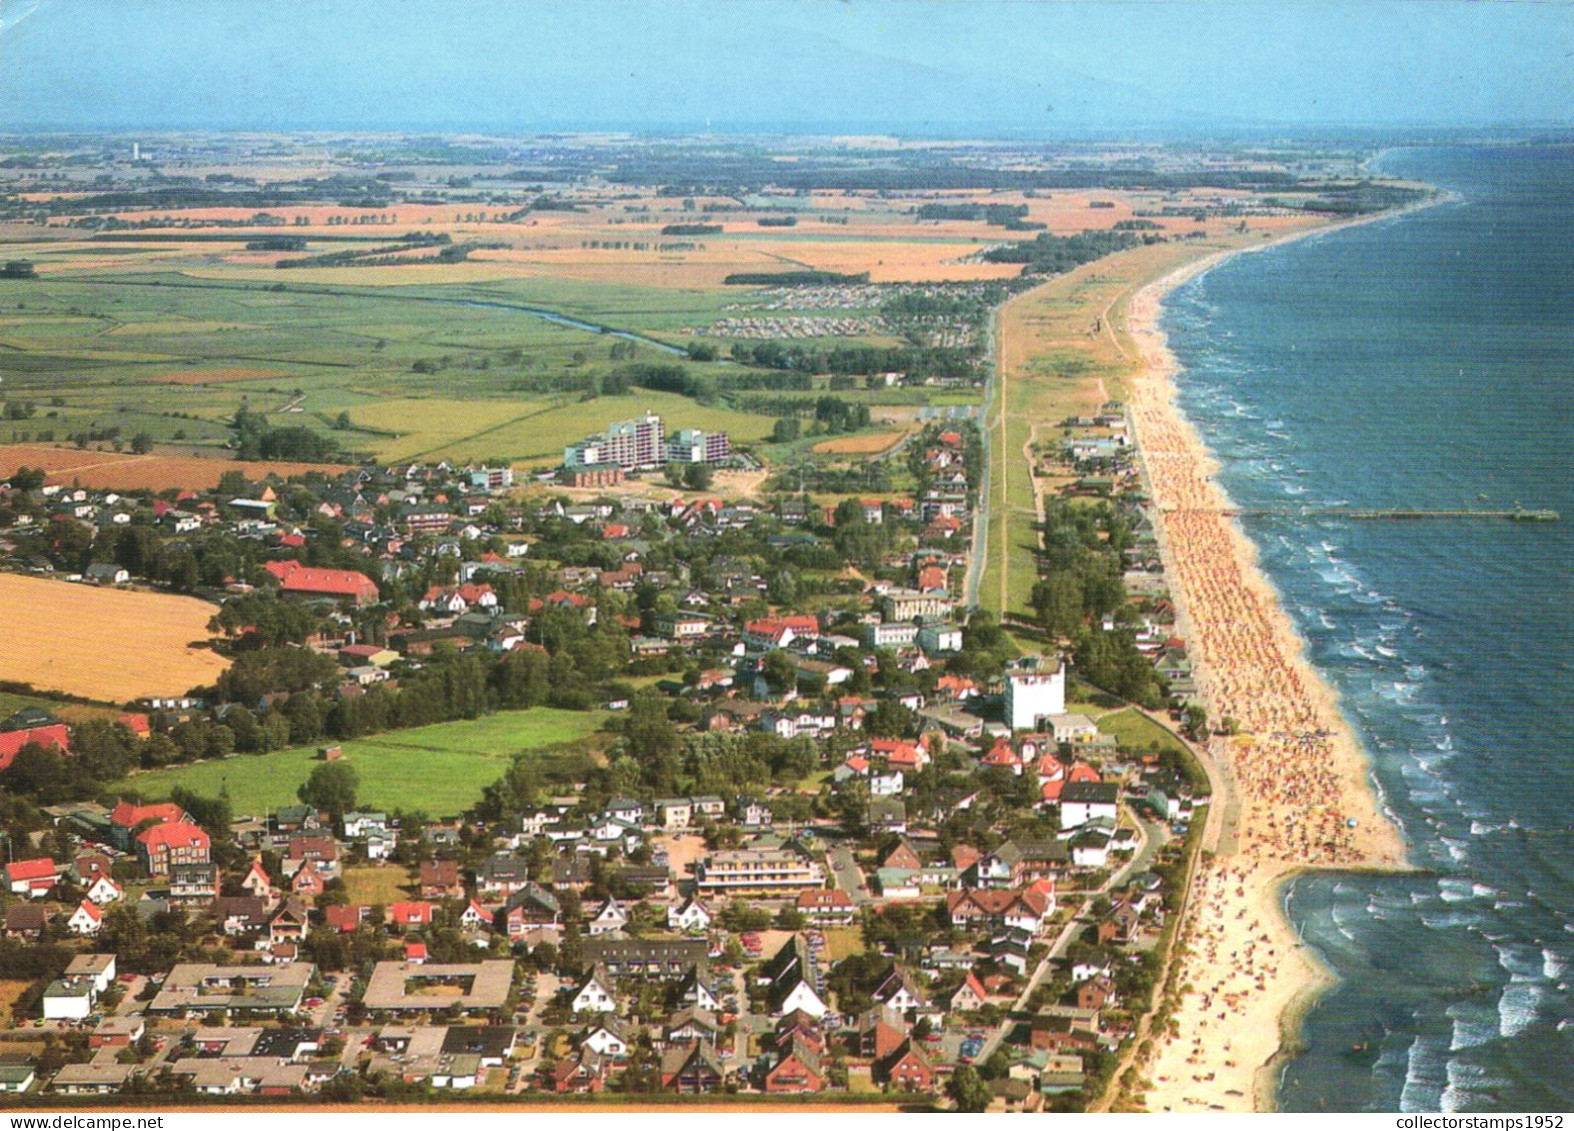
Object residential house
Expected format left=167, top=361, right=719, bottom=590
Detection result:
left=67, top=900, right=104, bottom=936
left=764, top=1038, right=826, bottom=1094
left=572, top=966, right=617, bottom=1015
left=4, top=858, right=58, bottom=899
left=875, top=1039, right=936, bottom=1092
left=659, top=1042, right=727, bottom=1094
left=761, top=936, right=827, bottom=1018
left=419, top=860, right=464, bottom=900
left=667, top=896, right=713, bottom=933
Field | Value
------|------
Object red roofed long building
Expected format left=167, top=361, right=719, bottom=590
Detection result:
left=0, top=724, right=69, bottom=773
left=266, top=560, right=380, bottom=606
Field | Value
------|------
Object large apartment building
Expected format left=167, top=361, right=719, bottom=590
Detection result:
left=563, top=413, right=732, bottom=472
left=695, top=848, right=825, bottom=895
left=666, top=427, right=731, bottom=465
left=564, top=411, right=666, bottom=471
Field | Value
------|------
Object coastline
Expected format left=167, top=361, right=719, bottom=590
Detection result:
left=1121, top=207, right=1429, bottom=1113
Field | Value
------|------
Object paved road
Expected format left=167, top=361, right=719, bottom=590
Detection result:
left=826, top=842, right=874, bottom=906
left=975, top=812, right=1162, bottom=1064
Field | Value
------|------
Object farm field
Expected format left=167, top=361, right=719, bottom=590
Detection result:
left=0, top=573, right=229, bottom=702
left=110, top=707, right=613, bottom=816
left=812, top=429, right=911, bottom=456
left=0, top=443, right=349, bottom=491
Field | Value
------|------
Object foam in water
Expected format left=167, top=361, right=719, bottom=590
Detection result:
left=1399, top=1032, right=1449, bottom=1113
left=1542, top=948, right=1568, bottom=981
left=1496, top=981, right=1543, bottom=1039
left=1448, top=1002, right=1499, bottom=1052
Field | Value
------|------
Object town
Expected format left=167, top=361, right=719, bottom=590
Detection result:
left=0, top=398, right=1207, bottom=1110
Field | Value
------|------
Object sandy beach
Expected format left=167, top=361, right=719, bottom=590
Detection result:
left=1123, top=231, right=1414, bottom=1112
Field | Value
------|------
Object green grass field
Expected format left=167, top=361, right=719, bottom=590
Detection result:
left=110, top=707, right=612, bottom=817
left=0, top=237, right=986, bottom=476
left=1094, top=706, right=1189, bottom=759
left=0, top=690, right=116, bottom=726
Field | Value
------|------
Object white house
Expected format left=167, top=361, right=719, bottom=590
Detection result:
left=588, top=899, right=628, bottom=937
left=1005, top=660, right=1066, bottom=731
left=64, top=954, right=116, bottom=994
left=42, top=980, right=95, bottom=1021
left=84, top=876, right=123, bottom=905
left=572, top=968, right=617, bottom=1014
left=67, top=901, right=103, bottom=936
left=667, top=896, right=712, bottom=933
left=582, top=1020, right=630, bottom=1059
left=1059, top=782, right=1119, bottom=830
left=773, top=979, right=827, bottom=1019
left=870, top=770, right=905, bottom=798
left=1071, top=829, right=1114, bottom=868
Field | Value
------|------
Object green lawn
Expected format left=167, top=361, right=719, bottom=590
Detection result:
left=110, top=707, right=611, bottom=817
left=1094, top=706, right=1189, bottom=759
left=0, top=691, right=116, bottom=726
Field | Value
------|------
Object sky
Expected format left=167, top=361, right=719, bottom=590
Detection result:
left=0, top=0, right=1569, bottom=135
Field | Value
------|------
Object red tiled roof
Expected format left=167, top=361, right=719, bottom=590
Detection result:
left=138, top=822, right=210, bottom=851
left=0, top=724, right=69, bottom=771
left=111, top=800, right=186, bottom=831
left=796, top=889, right=854, bottom=910
left=7, top=857, right=56, bottom=881
left=117, top=714, right=151, bottom=738
left=324, top=905, right=367, bottom=933
left=281, top=567, right=379, bottom=602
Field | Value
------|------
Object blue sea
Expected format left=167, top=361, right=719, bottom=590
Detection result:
left=1163, top=145, right=1574, bottom=1112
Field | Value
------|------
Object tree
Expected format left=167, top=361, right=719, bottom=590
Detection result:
left=682, top=463, right=713, bottom=491
left=947, top=1065, right=992, bottom=1112
left=130, top=433, right=154, bottom=455
left=298, top=761, right=358, bottom=817
left=7, top=465, right=45, bottom=491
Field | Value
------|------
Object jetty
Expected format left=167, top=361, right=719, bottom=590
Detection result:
left=1169, top=506, right=1559, bottom=523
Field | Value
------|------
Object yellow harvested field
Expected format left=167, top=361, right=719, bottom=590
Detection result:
left=183, top=263, right=532, bottom=287
left=813, top=429, right=911, bottom=455
left=0, top=444, right=350, bottom=491
left=155, top=367, right=291, bottom=385
left=0, top=574, right=229, bottom=702
left=347, top=397, right=552, bottom=461
left=107, top=321, right=259, bottom=335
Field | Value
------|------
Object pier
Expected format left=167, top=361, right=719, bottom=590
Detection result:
left=1169, top=506, right=1560, bottom=523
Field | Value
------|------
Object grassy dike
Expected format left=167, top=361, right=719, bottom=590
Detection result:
left=977, top=229, right=1309, bottom=624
